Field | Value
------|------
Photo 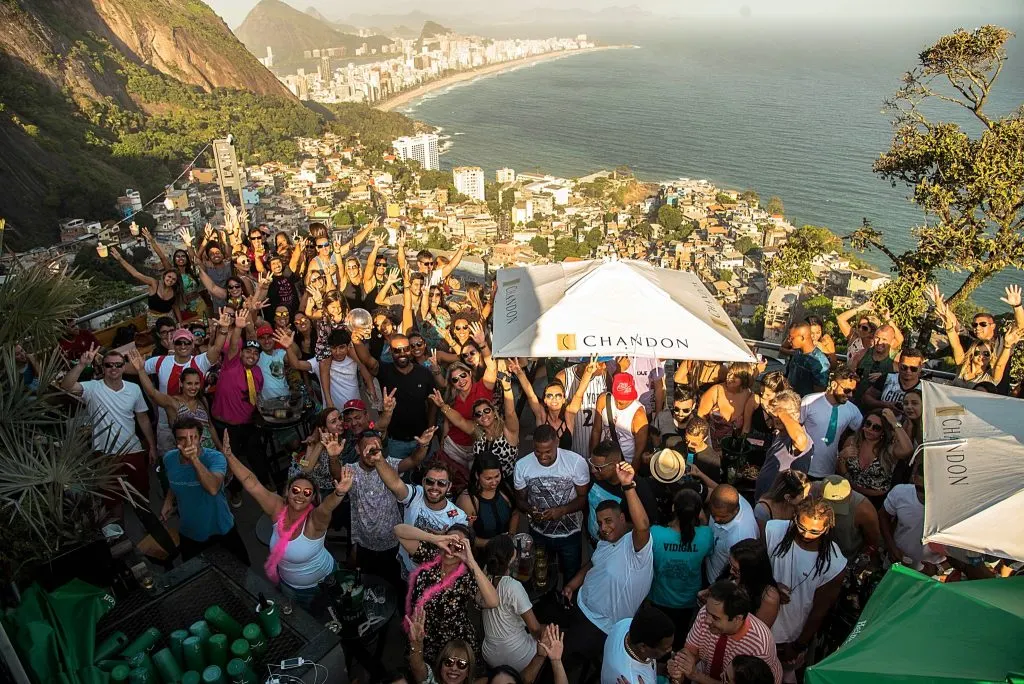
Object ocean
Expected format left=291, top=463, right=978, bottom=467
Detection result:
left=399, top=17, right=1024, bottom=311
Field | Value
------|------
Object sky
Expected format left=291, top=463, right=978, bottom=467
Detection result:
left=207, top=0, right=1022, bottom=30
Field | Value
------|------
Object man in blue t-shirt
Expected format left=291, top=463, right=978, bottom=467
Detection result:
left=784, top=322, right=829, bottom=396
left=163, top=418, right=250, bottom=565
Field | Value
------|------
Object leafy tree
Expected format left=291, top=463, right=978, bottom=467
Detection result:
left=766, top=196, right=785, bottom=216
left=850, top=25, right=1023, bottom=336
left=715, top=192, right=735, bottom=206
left=551, top=237, right=586, bottom=261
left=419, top=170, right=453, bottom=191
left=584, top=227, right=604, bottom=253
left=529, top=235, right=549, bottom=256
left=740, top=189, right=760, bottom=204
left=636, top=222, right=653, bottom=239
left=526, top=220, right=539, bottom=231
left=766, top=225, right=842, bottom=287
left=734, top=236, right=759, bottom=255
left=801, top=294, right=842, bottom=342
left=657, top=205, right=683, bottom=232
left=715, top=269, right=734, bottom=282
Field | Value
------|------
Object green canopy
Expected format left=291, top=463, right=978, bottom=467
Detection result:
left=807, top=564, right=1024, bottom=684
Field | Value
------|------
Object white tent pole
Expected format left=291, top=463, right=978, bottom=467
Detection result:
left=910, top=438, right=969, bottom=468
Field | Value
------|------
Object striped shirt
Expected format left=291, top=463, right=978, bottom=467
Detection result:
left=560, top=365, right=608, bottom=458
left=685, top=607, right=782, bottom=684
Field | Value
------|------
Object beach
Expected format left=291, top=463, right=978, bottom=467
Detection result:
left=374, top=46, right=624, bottom=112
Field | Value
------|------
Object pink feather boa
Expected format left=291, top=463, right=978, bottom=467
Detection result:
left=404, top=550, right=468, bottom=633
left=264, top=507, right=310, bottom=584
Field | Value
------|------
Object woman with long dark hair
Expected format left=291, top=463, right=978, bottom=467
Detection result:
left=891, top=389, right=923, bottom=486
left=754, top=470, right=810, bottom=533
left=511, top=356, right=598, bottom=451
left=456, top=456, right=520, bottom=552
left=480, top=535, right=544, bottom=672
left=149, top=226, right=204, bottom=320
left=838, top=408, right=912, bottom=505
left=110, top=246, right=183, bottom=325
left=648, top=489, right=713, bottom=643
left=727, top=538, right=783, bottom=627
left=434, top=378, right=520, bottom=482
left=742, top=371, right=789, bottom=442
left=698, top=362, right=754, bottom=449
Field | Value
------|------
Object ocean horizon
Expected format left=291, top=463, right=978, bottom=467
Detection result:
left=399, top=17, right=1024, bottom=311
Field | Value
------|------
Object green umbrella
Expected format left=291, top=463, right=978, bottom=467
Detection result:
left=2, top=579, right=115, bottom=684
left=807, top=564, right=1024, bottom=684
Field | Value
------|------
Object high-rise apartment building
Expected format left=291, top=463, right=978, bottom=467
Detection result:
left=453, top=166, right=486, bottom=202
left=392, top=134, right=440, bottom=171
left=496, top=168, right=516, bottom=183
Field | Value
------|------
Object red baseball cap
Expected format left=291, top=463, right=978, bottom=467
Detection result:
left=342, top=399, right=367, bottom=413
left=611, top=372, right=638, bottom=402
left=256, top=324, right=274, bottom=337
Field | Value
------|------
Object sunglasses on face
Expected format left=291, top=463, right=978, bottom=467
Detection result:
left=863, top=421, right=883, bottom=431
left=420, top=260, right=435, bottom=267
left=899, top=364, right=922, bottom=373
left=973, top=321, right=990, bottom=328
left=317, top=242, right=330, bottom=248
left=423, top=477, right=450, bottom=488
left=227, top=284, right=243, bottom=290
left=443, top=657, right=469, bottom=671
left=391, top=346, right=411, bottom=355
left=290, top=485, right=314, bottom=497
left=375, top=260, right=387, bottom=266
left=453, top=325, right=470, bottom=331
left=544, top=393, right=564, bottom=399
left=275, top=312, right=290, bottom=318
left=450, top=372, right=469, bottom=382
left=191, top=330, right=207, bottom=338
left=473, top=407, right=493, bottom=418
left=795, top=519, right=828, bottom=538
left=859, top=324, right=872, bottom=331
left=174, top=340, right=193, bottom=346
left=974, top=349, right=991, bottom=358
left=411, top=340, right=426, bottom=348
left=672, top=406, right=694, bottom=415
left=365, top=447, right=382, bottom=457
left=104, top=361, right=125, bottom=369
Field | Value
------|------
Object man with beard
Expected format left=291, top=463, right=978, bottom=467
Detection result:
left=562, top=461, right=653, bottom=669
left=376, top=459, right=466, bottom=576
left=861, top=348, right=925, bottom=420
left=586, top=440, right=659, bottom=544
left=671, top=580, right=782, bottom=684
left=354, top=333, right=438, bottom=461
left=880, top=463, right=943, bottom=574
left=851, top=325, right=900, bottom=405
left=651, top=388, right=697, bottom=448
left=799, top=368, right=863, bottom=479
left=199, top=244, right=233, bottom=311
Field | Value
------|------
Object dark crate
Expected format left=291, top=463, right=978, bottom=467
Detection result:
left=97, top=550, right=337, bottom=675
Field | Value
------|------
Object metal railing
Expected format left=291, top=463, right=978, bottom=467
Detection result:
left=74, top=293, right=149, bottom=329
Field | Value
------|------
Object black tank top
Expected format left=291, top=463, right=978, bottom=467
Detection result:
left=555, top=418, right=573, bottom=451
left=473, top=492, right=512, bottom=539
left=148, top=291, right=175, bottom=313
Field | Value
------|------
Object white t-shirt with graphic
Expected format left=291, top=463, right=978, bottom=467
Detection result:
left=398, top=484, right=468, bottom=572
left=258, top=348, right=289, bottom=400
left=513, top=449, right=590, bottom=538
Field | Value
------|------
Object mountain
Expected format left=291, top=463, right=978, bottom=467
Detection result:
left=304, top=6, right=358, bottom=34
left=236, top=0, right=389, bottom=70
left=420, top=21, right=453, bottom=38
left=0, top=0, right=413, bottom=246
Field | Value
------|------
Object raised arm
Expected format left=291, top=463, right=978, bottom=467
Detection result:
left=374, top=451, right=411, bottom=502
left=401, top=269, right=415, bottom=335
left=311, top=456, right=353, bottom=531
left=222, top=433, right=285, bottom=517
left=127, top=350, right=177, bottom=412
left=142, top=227, right=172, bottom=271
left=440, top=237, right=468, bottom=279
left=289, top=236, right=307, bottom=275
left=180, top=433, right=223, bottom=496
left=197, top=266, right=228, bottom=301
left=1002, top=285, right=1024, bottom=330
left=362, top=239, right=381, bottom=287
left=499, top=372, right=519, bottom=444
left=471, top=322, right=497, bottom=390
left=60, top=344, right=97, bottom=395
left=993, top=326, right=1022, bottom=385
left=837, top=302, right=867, bottom=339
left=926, top=283, right=966, bottom=365
left=430, top=389, right=475, bottom=434
left=396, top=233, right=408, bottom=273
left=617, top=463, right=650, bottom=551
left=881, top=408, right=912, bottom=459
left=777, top=410, right=811, bottom=453
left=565, top=358, right=599, bottom=423
left=509, top=358, right=544, bottom=423
left=110, top=248, right=157, bottom=288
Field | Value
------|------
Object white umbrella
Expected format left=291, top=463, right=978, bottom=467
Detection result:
left=921, top=380, right=1024, bottom=561
left=492, top=258, right=756, bottom=361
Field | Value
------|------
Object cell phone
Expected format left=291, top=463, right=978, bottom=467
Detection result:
left=686, top=452, right=695, bottom=466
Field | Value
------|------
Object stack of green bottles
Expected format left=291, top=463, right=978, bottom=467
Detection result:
left=92, top=602, right=277, bottom=684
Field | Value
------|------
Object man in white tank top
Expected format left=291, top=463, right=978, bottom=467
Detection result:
left=556, top=359, right=610, bottom=458
left=591, top=373, right=649, bottom=464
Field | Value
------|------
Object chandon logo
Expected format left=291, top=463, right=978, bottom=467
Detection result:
left=940, top=416, right=968, bottom=485
left=570, top=334, right=690, bottom=350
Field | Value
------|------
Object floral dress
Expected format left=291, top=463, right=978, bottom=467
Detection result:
left=418, top=309, right=451, bottom=352
left=407, top=543, right=480, bottom=667
left=839, top=442, right=892, bottom=493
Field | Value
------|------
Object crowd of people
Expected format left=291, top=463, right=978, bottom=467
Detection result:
left=49, top=215, right=1023, bottom=684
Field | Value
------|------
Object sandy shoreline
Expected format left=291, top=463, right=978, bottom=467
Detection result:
left=375, top=46, right=626, bottom=112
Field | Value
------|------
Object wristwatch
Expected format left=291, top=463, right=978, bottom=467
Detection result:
left=622, top=482, right=637, bottom=491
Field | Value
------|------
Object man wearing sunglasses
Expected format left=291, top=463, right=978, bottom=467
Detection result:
left=861, top=347, right=926, bottom=420
left=586, top=440, right=659, bottom=545
left=62, top=347, right=158, bottom=499
left=377, top=457, right=466, bottom=577
left=652, top=389, right=697, bottom=448
left=926, top=282, right=1024, bottom=394
left=398, top=236, right=469, bottom=288
left=801, top=368, right=863, bottom=479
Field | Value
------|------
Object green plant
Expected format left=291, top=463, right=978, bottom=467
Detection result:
left=0, top=262, right=138, bottom=584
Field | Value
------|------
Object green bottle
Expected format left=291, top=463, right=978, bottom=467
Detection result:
left=182, top=636, right=205, bottom=672
left=127, top=652, right=155, bottom=680
left=121, top=628, right=161, bottom=659
left=201, top=665, right=226, bottom=684
left=182, top=672, right=201, bottom=684
left=189, top=620, right=213, bottom=642
left=94, top=631, right=129, bottom=662
left=229, top=639, right=252, bottom=668
left=204, top=605, right=243, bottom=640
left=97, top=659, right=128, bottom=672
left=169, top=629, right=190, bottom=666
left=128, top=666, right=154, bottom=683
left=241, top=624, right=267, bottom=661
left=254, top=593, right=281, bottom=638
left=206, top=634, right=229, bottom=668
left=110, top=664, right=131, bottom=683
left=153, top=647, right=185, bottom=683
left=226, top=658, right=257, bottom=684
